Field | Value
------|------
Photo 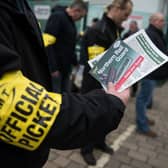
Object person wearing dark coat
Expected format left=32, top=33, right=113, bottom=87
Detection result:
left=79, top=0, right=133, bottom=165
left=0, top=0, right=130, bottom=168
left=136, top=12, right=168, bottom=138
left=123, top=20, right=139, bottom=39
left=44, top=0, right=87, bottom=93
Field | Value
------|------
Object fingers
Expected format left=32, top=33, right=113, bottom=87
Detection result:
left=107, top=82, right=115, bottom=92
left=106, top=82, right=130, bottom=106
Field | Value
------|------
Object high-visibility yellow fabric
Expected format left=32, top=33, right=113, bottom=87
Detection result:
left=79, top=31, right=84, bottom=36
left=88, top=46, right=105, bottom=60
left=42, top=33, right=56, bottom=47
left=0, top=71, right=62, bottom=151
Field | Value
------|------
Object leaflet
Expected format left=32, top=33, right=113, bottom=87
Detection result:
left=89, top=29, right=168, bottom=92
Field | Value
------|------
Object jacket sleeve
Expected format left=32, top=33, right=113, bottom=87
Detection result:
left=44, top=13, right=62, bottom=72
left=0, top=71, right=125, bottom=151
left=45, top=89, right=125, bottom=149
left=79, top=33, right=89, bottom=65
left=0, top=15, right=21, bottom=76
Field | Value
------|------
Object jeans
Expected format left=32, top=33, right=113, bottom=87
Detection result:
left=136, top=78, right=156, bottom=132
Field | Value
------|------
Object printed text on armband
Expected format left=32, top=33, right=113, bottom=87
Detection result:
left=0, top=82, right=58, bottom=150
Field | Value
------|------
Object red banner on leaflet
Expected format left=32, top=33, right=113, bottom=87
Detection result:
left=115, top=56, right=144, bottom=90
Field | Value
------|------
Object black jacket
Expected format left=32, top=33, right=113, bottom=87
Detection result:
left=44, top=6, right=77, bottom=74
left=0, top=1, right=125, bottom=168
left=81, top=14, right=123, bottom=93
left=146, top=24, right=168, bottom=80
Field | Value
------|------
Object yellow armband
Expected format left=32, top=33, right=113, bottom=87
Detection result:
left=43, top=33, right=56, bottom=47
left=0, top=71, right=62, bottom=151
left=88, top=45, right=105, bottom=60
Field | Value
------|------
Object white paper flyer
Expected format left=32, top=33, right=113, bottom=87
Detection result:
left=89, top=29, right=168, bottom=92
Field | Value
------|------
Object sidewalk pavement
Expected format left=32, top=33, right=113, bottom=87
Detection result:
left=43, top=83, right=168, bottom=168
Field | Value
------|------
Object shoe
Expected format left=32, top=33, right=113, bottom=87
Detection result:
left=81, top=152, right=96, bottom=165
left=96, top=144, right=114, bottom=155
left=137, top=129, right=158, bottom=138
left=147, top=118, right=155, bottom=126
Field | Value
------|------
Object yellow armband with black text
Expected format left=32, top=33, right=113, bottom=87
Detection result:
left=0, top=71, right=62, bottom=151
left=43, top=33, right=56, bottom=47
left=88, top=45, right=105, bottom=60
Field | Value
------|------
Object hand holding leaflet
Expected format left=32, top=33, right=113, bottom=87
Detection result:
left=106, top=82, right=130, bottom=106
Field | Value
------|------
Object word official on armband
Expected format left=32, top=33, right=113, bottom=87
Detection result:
left=0, top=73, right=62, bottom=151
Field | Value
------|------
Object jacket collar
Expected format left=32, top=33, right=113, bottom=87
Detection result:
left=102, top=14, right=123, bottom=34
left=148, top=24, right=164, bottom=37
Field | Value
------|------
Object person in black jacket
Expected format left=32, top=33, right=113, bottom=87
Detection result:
left=0, top=0, right=130, bottom=168
left=136, top=12, right=168, bottom=138
left=44, top=0, right=87, bottom=93
left=123, top=20, right=139, bottom=39
left=79, top=0, right=133, bottom=165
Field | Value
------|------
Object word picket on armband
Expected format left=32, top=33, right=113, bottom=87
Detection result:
left=0, top=71, right=62, bottom=151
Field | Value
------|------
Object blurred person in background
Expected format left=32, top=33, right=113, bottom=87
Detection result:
left=123, top=20, right=139, bottom=38
left=70, top=17, right=100, bottom=93
left=136, top=12, right=168, bottom=138
left=44, top=0, right=87, bottom=93
left=79, top=0, right=133, bottom=165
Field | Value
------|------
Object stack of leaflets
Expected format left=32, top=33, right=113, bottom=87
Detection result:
left=89, top=29, right=168, bottom=92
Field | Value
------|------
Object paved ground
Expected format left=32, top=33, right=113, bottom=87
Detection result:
left=43, top=83, right=168, bottom=168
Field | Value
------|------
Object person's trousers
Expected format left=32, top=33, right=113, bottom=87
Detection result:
left=81, top=139, right=106, bottom=154
left=136, top=78, right=156, bottom=132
